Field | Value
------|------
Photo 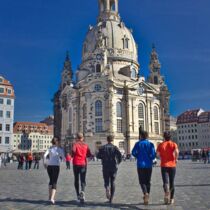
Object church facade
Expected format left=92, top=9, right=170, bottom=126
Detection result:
left=53, top=0, right=170, bottom=153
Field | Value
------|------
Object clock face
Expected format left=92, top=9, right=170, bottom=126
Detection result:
left=96, top=54, right=102, bottom=60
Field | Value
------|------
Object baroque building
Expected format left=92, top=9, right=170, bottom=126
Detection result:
left=0, top=76, right=15, bottom=153
left=54, top=0, right=170, bottom=153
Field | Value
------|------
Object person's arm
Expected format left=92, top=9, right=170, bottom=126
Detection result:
left=43, top=149, right=49, bottom=168
left=156, top=145, right=160, bottom=158
left=131, top=143, right=138, bottom=158
left=87, top=146, right=93, bottom=158
left=115, top=147, right=122, bottom=164
left=174, top=144, right=179, bottom=163
left=96, top=147, right=103, bottom=159
left=150, top=143, right=156, bottom=160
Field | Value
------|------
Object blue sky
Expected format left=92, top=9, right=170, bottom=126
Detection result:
left=0, top=0, right=210, bottom=122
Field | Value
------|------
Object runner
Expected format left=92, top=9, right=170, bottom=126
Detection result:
left=97, top=135, right=122, bottom=204
left=157, top=131, right=179, bottom=205
left=72, top=133, right=92, bottom=203
left=43, top=137, right=65, bottom=204
left=131, top=130, right=156, bottom=205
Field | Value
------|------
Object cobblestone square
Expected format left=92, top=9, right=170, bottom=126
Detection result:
left=0, top=160, right=209, bottom=210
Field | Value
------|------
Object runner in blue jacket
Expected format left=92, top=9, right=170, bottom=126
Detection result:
left=132, top=130, right=156, bottom=205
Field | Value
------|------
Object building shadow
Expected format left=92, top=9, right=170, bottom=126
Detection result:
left=176, top=184, right=210, bottom=187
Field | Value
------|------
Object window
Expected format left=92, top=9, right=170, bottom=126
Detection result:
left=116, top=102, right=123, bottom=133
left=119, top=141, right=125, bottom=150
left=95, top=84, right=102, bottom=92
left=6, top=124, right=10, bottom=131
left=0, top=124, right=2, bottom=131
left=131, top=69, right=136, bottom=79
left=95, top=100, right=102, bottom=116
left=138, top=103, right=145, bottom=130
left=0, top=98, right=3, bottom=104
left=123, top=37, right=129, bottom=49
left=0, top=88, right=4, bottom=93
left=7, top=89, right=12, bottom=94
left=95, top=100, right=103, bottom=133
left=0, top=110, right=3, bottom=117
left=7, top=99, right=11, bottom=105
left=95, top=118, right=103, bottom=133
left=6, top=111, right=11, bottom=118
left=5, top=137, right=10, bottom=144
left=154, top=106, right=159, bottom=134
left=154, top=76, right=158, bottom=84
left=96, top=64, right=101, bottom=73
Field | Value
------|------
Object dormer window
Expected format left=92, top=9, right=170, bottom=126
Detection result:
left=131, top=68, right=136, bottom=79
left=122, top=36, right=129, bottom=49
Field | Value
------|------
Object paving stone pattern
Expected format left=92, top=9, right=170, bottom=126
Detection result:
left=0, top=160, right=210, bottom=210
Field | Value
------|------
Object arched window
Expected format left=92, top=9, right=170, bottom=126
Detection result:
left=122, top=36, right=129, bottom=49
left=154, top=76, right=158, bottom=84
left=96, top=64, right=101, bottom=73
left=154, top=106, right=159, bottom=134
left=95, top=100, right=103, bottom=133
left=83, top=104, right=87, bottom=119
left=116, top=102, right=122, bottom=133
left=110, top=0, right=116, bottom=11
left=95, top=100, right=102, bottom=116
left=138, top=103, right=145, bottom=130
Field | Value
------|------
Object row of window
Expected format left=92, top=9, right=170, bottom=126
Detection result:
left=14, top=135, right=52, bottom=139
left=178, top=124, right=197, bottom=129
left=0, top=124, right=10, bottom=132
left=0, top=136, right=10, bottom=144
left=14, top=140, right=51, bottom=144
left=0, top=88, right=12, bottom=95
left=0, top=98, right=12, bottom=105
left=179, top=142, right=199, bottom=148
left=69, top=101, right=160, bottom=134
left=0, top=110, right=11, bottom=118
left=178, top=135, right=198, bottom=140
left=178, top=129, right=198, bottom=134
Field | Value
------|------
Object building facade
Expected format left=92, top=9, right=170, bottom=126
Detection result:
left=54, top=0, right=170, bottom=153
left=0, top=76, right=15, bottom=153
left=13, top=122, right=53, bottom=153
left=176, top=109, right=210, bottom=152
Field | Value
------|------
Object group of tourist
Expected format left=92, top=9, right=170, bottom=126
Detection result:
left=43, top=131, right=179, bottom=206
left=17, top=153, right=41, bottom=170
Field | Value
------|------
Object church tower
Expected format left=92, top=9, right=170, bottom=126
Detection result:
left=148, top=45, right=164, bottom=85
left=61, top=52, right=73, bottom=90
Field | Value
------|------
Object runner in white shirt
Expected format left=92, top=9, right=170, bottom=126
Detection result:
left=43, top=137, right=65, bottom=204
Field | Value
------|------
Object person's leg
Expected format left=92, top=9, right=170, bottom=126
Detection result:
left=137, top=168, right=148, bottom=195
left=80, top=166, right=87, bottom=192
left=168, top=167, right=176, bottom=200
left=47, top=166, right=53, bottom=200
left=161, top=167, right=170, bottom=204
left=73, top=165, right=80, bottom=197
left=103, top=169, right=111, bottom=200
left=29, top=161, right=32, bottom=169
left=145, top=168, right=152, bottom=194
left=33, top=162, right=36, bottom=169
left=110, top=170, right=117, bottom=203
left=50, top=166, right=60, bottom=203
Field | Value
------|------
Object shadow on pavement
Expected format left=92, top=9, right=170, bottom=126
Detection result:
left=0, top=198, right=167, bottom=210
left=176, top=184, right=210, bottom=187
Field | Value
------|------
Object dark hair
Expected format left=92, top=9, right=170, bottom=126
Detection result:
left=51, top=137, right=60, bottom=145
left=163, top=131, right=171, bottom=141
left=140, top=130, right=148, bottom=139
left=107, top=135, right=114, bottom=142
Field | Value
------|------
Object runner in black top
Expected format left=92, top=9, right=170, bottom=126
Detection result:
left=97, top=135, right=122, bottom=203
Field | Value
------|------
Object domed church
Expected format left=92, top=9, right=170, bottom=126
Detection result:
left=53, top=0, right=170, bottom=153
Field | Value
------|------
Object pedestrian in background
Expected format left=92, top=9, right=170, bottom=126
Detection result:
left=33, top=154, right=40, bottom=169
left=157, top=131, right=179, bottom=205
left=131, top=130, right=156, bottom=205
left=97, top=135, right=122, bottom=204
left=17, top=153, right=24, bottom=170
left=43, top=137, right=65, bottom=204
left=65, top=153, right=71, bottom=170
left=72, top=133, right=92, bottom=203
left=28, top=152, right=33, bottom=170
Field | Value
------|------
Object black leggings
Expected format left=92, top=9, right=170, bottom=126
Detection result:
left=73, top=165, right=87, bottom=196
left=47, top=166, right=60, bottom=190
left=103, top=169, right=117, bottom=200
left=161, top=167, right=176, bottom=199
left=137, top=168, right=152, bottom=195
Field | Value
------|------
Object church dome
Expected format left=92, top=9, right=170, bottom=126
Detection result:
left=82, top=0, right=138, bottom=65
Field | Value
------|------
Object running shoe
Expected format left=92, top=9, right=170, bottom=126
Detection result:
left=170, top=199, right=175, bottom=204
left=164, top=192, right=170, bottom=204
left=144, top=193, right=149, bottom=205
left=106, top=188, right=110, bottom=200
left=80, top=191, right=85, bottom=203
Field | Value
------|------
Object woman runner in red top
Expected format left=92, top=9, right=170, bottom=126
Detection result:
left=72, top=133, right=92, bottom=203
